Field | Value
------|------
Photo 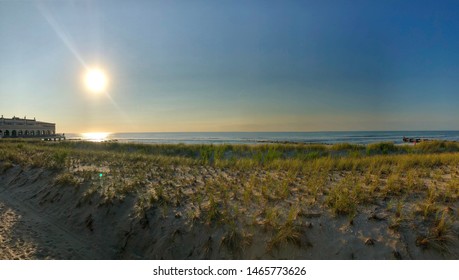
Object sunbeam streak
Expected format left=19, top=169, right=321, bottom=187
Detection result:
left=35, top=1, right=133, bottom=127
left=36, top=2, right=88, bottom=68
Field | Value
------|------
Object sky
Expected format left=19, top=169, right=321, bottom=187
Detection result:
left=1, top=0, right=459, bottom=133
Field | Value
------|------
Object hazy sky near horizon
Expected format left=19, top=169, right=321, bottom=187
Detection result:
left=1, top=0, right=459, bottom=133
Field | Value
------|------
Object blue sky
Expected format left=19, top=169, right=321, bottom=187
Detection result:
left=1, top=0, right=459, bottom=132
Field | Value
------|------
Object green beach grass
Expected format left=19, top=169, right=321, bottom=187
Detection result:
left=1, top=139, right=458, bottom=259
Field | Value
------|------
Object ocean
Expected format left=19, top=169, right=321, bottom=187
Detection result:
left=65, top=131, right=459, bottom=145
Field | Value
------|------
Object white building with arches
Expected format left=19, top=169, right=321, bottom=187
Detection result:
left=0, top=116, right=56, bottom=138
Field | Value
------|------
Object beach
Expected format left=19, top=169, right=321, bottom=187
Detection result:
left=0, top=140, right=458, bottom=259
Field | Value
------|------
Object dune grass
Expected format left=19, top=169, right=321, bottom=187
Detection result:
left=1, top=139, right=459, bottom=256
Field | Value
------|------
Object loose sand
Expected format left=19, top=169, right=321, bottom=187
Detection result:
left=0, top=167, right=108, bottom=259
left=1, top=162, right=457, bottom=259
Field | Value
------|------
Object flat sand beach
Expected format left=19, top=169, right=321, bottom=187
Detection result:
left=1, top=140, right=458, bottom=259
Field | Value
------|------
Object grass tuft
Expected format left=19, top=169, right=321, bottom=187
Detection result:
left=267, top=222, right=303, bottom=252
left=53, top=172, right=80, bottom=186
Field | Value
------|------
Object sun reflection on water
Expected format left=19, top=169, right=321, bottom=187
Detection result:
left=81, top=132, right=111, bottom=142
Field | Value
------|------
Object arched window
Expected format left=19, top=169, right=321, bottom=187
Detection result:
left=4, top=130, right=10, bottom=136
left=12, top=130, right=17, bottom=137
left=24, top=130, right=29, bottom=136
left=37, top=130, right=41, bottom=135
left=18, top=130, right=23, bottom=136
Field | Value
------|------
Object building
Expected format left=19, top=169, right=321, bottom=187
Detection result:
left=0, top=115, right=56, bottom=138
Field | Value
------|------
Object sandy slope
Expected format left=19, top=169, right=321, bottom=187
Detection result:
left=0, top=166, right=109, bottom=259
left=0, top=163, right=457, bottom=259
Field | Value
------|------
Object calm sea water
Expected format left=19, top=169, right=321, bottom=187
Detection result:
left=66, top=131, right=459, bottom=145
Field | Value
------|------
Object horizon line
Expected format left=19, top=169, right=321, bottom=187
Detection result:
left=65, top=129, right=459, bottom=134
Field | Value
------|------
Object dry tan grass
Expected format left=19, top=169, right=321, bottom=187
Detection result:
left=1, top=139, right=458, bottom=257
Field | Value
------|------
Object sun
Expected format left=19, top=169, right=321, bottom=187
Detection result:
left=84, top=68, right=108, bottom=93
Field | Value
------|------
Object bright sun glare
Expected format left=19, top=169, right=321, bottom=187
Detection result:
left=84, top=68, right=108, bottom=93
left=81, top=132, right=110, bottom=142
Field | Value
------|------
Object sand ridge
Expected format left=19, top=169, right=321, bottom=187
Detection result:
left=1, top=141, right=458, bottom=259
left=1, top=162, right=457, bottom=259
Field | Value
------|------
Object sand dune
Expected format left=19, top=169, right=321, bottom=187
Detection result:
left=1, top=161, right=457, bottom=259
